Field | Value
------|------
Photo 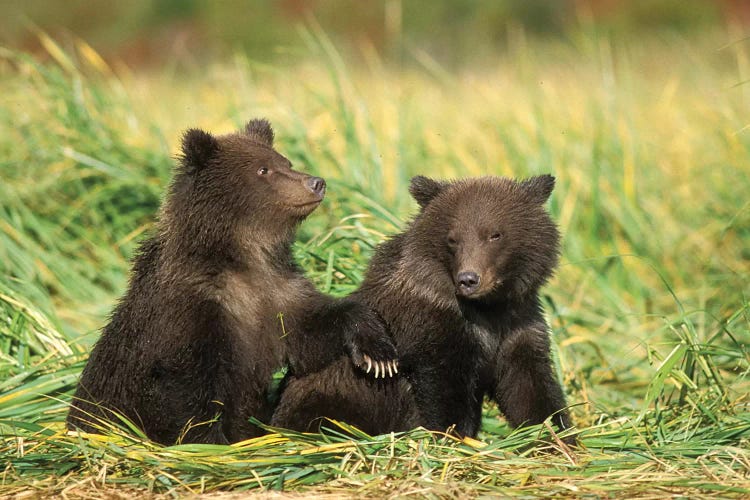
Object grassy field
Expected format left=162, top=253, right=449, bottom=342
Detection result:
left=1, top=27, right=749, bottom=498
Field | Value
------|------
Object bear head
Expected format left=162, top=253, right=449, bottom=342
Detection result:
left=179, top=119, right=325, bottom=221
left=160, top=119, right=326, bottom=258
left=407, top=175, right=560, bottom=301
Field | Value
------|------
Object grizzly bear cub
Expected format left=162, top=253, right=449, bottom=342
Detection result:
left=272, top=175, right=571, bottom=439
left=67, top=120, right=396, bottom=444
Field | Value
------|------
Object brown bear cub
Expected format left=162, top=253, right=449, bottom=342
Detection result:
left=272, top=175, right=571, bottom=439
left=67, top=120, right=397, bottom=445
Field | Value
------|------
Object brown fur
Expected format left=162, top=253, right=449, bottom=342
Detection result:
left=272, top=175, right=571, bottom=440
left=67, top=120, right=396, bottom=444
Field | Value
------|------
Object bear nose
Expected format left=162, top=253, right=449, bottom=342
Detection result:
left=305, top=176, right=326, bottom=196
left=457, top=271, right=480, bottom=295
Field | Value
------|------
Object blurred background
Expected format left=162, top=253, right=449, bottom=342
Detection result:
left=2, top=0, right=749, bottom=69
left=0, top=0, right=748, bottom=457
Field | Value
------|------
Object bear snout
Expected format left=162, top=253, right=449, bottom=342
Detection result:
left=305, top=176, right=326, bottom=197
left=456, top=271, right=480, bottom=296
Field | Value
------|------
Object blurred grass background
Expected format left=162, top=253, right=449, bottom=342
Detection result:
left=1, top=1, right=749, bottom=497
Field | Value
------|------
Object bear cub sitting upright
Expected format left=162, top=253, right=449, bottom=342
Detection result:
left=272, top=175, right=571, bottom=440
left=67, top=119, right=397, bottom=445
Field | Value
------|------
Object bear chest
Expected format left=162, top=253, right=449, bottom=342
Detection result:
left=220, top=271, right=311, bottom=367
left=466, top=322, right=502, bottom=385
left=467, top=323, right=499, bottom=358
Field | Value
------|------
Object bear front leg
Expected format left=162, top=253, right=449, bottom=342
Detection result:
left=492, top=320, right=571, bottom=439
left=284, top=297, right=398, bottom=377
left=144, top=342, right=231, bottom=444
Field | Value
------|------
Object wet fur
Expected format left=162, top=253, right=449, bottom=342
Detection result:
left=272, top=175, right=571, bottom=438
left=67, top=120, right=395, bottom=444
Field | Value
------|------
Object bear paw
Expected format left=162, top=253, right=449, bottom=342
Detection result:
left=335, top=298, right=399, bottom=378
left=349, top=334, right=399, bottom=379
left=344, top=314, right=398, bottom=379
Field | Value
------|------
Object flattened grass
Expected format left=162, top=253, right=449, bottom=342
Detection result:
left=1, top=29, right=749, bottom=497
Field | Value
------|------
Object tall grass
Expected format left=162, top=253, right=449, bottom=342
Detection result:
left=1, top=28, right=749, bottom=496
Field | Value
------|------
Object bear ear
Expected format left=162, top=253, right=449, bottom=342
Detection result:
left=409, top=176, right=447, bottom=209
left=245, top=118, right=274, bottom=147
left=181, top=128, right=219, bottom=173
left=520, top=174, right=555, bottom=204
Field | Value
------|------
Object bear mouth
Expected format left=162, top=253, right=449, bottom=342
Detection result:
left=456, top=287, right=482, bottom=298
left=292, top=199, right=323, bottom=209
left=288, top=199, right=323, bottom=216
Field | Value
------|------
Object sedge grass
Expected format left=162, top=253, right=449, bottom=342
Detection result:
left=1, top=27, right=749, bottom=497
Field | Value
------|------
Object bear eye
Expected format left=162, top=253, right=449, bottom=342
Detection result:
left=489, top=232, right=502, bottom=242
left=447, top=236, right=458, bottom=247
left=257, top=166, right=269, bottom=176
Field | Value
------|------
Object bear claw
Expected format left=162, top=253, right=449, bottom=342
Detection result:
left=361, top=355, right=398, bottom=378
